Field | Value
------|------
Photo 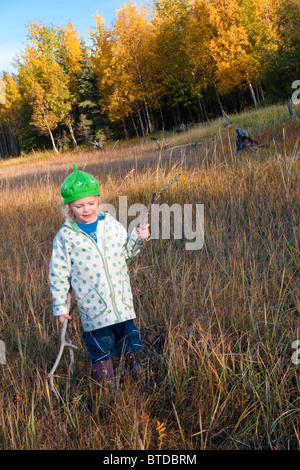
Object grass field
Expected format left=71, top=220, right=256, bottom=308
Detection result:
left=0, top=103, right=299, bottom=450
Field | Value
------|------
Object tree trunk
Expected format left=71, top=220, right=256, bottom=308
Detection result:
left=248, top=81, right=258, bottom=108
left=186, top=102, right=193, bottom=122
left=201, top=98, right=209, bottom=121
left=215, top=89, right=232, bottom=124
left=141, top=103, right=149, bottom=135
left=159, top=107, right=165, bottom=131
left=123, top=119, right=129, bottom=140
left=45, top=117, right=59, bottom=152
left=170, top=99, right=177, bottom=127
left=49, top=128, right=59, bottom=152
left=198, top=98, right=205, bottom=123
left=131, top=44, right=153, bottom=133
left=0, top=123, right=21, bottom=157
left=131, top=115, right=139, bottom=137
left=255, top=87, right=260, bottom=105
left=137, top=107, right=146, bottom=136
left=216, top=90, right=225, bottom=116
left=222, top=110, right=232, bottom=126
left=176, top=105, right=181, bottom=125
left=66, top=116, right=77, bottom=147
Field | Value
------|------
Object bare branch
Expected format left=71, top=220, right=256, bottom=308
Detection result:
left=47, top=307, right=78, bottom=400
left=165, top=142, right=201, bottom=152
left=134, top=173, right=181, bottom=273
left=112, top=140, right=120, bottom=151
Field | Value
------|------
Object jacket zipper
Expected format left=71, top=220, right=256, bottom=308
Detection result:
left=67, top=219, right=122, bottom=323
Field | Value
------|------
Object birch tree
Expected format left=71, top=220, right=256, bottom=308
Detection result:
left=103, top=2, right=159, bottom=133
left=237, top=0, right=279, bottom=103
left=0, top=72, right=22, bottom=156
left=19, top=58, right=73, bottom=152
left=17, top=23, right=75, bottom=151
left=151, top=0, right=195, bottom=123
left=205, top=0, right=255, bottom=106
left=0, top=72, right=22, bottom=135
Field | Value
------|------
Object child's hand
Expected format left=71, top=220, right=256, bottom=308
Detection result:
left=58, top=314, right=72, bottom=325
left=136, top=223, right=150, bottom=240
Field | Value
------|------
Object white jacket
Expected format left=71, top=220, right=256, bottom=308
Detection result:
left=49, top=213, right=142, bottom=332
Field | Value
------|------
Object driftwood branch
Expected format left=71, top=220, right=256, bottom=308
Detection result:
left=90, top=140, right=104, bottom=150
left=165, top=142, right=201, bottom=152
left=222, top=110, right=232, bottom=127
left=112, top=140, right=120, bottom=151
left=134, top=173, right=181, bottom=273
left=235, top=128, right=258, bottom=152
left=151, top=137, right=200, bottom=152
left=47, top=301, right=78, bottom=400
left=163, top=139, right=175, bottom=149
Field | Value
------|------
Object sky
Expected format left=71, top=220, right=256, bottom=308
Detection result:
left=0, top=0, right=143, bottom=74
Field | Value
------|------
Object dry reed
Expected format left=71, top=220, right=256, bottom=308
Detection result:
left=0, top=104, right=299, bottom=450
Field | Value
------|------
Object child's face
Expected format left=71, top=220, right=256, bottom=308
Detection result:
left=69, top=196, right=99, bottom=224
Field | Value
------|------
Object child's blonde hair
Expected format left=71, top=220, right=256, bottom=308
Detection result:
left=59, top=196, right=102, bottom=220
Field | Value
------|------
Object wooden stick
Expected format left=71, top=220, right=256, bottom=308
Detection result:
left=134, top=173, right=181, bottom=273
left=47, top=313, right=78, bottom=400
left=165, top=142, right=201, bottom=152
left=150, top=173, right=181, bottom=207
left=112, top=140, right=120, bottom=151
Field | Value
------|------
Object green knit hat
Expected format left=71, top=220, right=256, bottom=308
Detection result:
left=61, top=164, right=101, bottom=203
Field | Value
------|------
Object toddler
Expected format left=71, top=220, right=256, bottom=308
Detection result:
left=49, top=164, right=149, bottom=389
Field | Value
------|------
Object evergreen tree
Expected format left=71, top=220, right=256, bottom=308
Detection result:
left=76, top=44, right=108, bottom=142
left=152, top=0, right=195, bottom=125
left=263, top=0, right=300, bottom=99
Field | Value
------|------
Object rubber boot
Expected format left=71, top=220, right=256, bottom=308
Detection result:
left=92, top=359, right=115, bottom=390
left=123, top=353, right=143, bottom=378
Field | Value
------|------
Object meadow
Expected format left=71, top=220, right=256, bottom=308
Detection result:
left=0, top=103, right=299, bottom=450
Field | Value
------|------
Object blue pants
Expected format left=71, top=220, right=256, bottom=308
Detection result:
left=82, top=319, right=142, bottom=363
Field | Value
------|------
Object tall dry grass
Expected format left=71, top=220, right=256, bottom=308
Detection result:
left=0, top=105, right=299, bottom=449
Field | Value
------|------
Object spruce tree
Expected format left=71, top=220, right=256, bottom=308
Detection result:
left=75, top=43, right=108, bottom=143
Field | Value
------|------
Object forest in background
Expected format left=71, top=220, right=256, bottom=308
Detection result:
left=0, top=0, right=299, bottom=157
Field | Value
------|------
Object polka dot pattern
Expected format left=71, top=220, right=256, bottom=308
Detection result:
left=49, top=213, right=143, bottom=332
